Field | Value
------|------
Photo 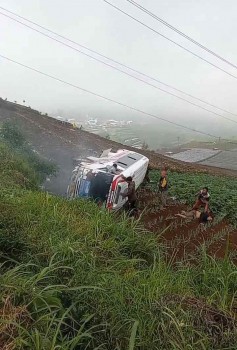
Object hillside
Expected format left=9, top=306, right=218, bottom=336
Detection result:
left=1, top=98, right=237, bottom=259
left=1, top=98, right=237, bottom=196
left=1, top=125, right=237, bottom=349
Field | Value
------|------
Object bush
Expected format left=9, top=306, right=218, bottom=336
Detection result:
left=1, top=122, right=26, bottom=148
left=0, top=122, right=57, bottom=185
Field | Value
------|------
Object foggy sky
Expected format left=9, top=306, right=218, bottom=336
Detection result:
left=1, top=0, right=237, bottom=136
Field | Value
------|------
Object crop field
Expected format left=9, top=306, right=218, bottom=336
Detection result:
left=201, top=150, right=237, bottom=170
left=85, top=122, right=198, bottom=150
left=136, top=170, right=237, bottom=263
left=169, top=148, right=237, bottom=171
left=84, top=124, right=143, bottom=148
left=150, top=170, right=237, bottom=225
left=169, top=148, right=220, bottom=163
left=108, top=127, right=143, bottom=148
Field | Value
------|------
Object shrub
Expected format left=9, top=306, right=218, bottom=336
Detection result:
left=0, top=122, right=57, bottom=185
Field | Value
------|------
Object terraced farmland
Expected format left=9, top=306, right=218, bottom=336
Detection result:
left=201, top=150, right=237, bottom=170
left=84, top=124, right=143, bottom=148
left=138, top=170, right=237, bottom=262
left=169, top=148, right=220, bottom=162
left=169, top=147, right=237, bottom=172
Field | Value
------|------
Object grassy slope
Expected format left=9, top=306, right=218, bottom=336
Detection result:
left=1, top=141, right=237, bottom=349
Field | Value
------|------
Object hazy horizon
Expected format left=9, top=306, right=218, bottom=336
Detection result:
left=1, top=0, right=237, bottom=139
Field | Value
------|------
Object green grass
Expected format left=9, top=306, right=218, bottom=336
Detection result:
left=1, top=136, right=237, bottom=349
left=0, top=122, right=57, bottom=188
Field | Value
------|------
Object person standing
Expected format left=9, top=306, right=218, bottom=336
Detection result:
left=158, top=168, right=168, bottom=208
left=121, top=176, right=137, bottom=215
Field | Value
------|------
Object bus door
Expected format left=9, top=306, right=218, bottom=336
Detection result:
left=108, top=178, right=128, bottom=210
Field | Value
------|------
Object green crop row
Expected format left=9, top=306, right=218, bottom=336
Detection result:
left=150, top=171, right=237, bottom=225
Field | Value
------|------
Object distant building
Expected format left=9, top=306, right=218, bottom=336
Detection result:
left=86, top=118, right=98, bottom=126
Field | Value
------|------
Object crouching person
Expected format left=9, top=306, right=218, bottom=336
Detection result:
left=192, top=187, right=210, bottom=213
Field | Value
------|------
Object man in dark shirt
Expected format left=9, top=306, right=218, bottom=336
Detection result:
left=124, top=176, right=136, bottom=207
left=121, top=176, right=137, bottom=216
left=192, top=187, right=210, bottom=212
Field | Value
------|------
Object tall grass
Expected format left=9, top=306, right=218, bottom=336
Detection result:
left=0, top=122, right=57, bottom=187
left=1, top=136, right=237, bottom=349
left=1, top=189, right=237, bottom=349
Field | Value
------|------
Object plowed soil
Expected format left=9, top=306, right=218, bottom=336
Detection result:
left=137, top=188, right=237, bottom=262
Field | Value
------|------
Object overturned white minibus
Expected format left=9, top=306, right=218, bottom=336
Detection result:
left=67, top=149, right=149, bottom=210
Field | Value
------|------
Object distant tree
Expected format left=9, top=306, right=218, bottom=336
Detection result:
left=105, top=134, right=110, bottom=140
left=5, top=98, right=7, bottom=101
left=14, top=101, right=17, bottom=104
left=23, top=100, right=26, bottom=104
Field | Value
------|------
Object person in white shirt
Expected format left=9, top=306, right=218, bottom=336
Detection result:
left=109, top=163, right=119, bottom=174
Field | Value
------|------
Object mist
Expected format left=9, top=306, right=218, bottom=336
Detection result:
left=1, top=0, right=237, bottom=141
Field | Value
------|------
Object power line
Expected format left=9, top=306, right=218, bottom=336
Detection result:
left=1, top=6, right=237, bottom=120
left=0, top=53, right=222, bottom=139
left=1, top=11, right=237, bottom=125
left=102, top=0, right=237, bottom=81
left=126, top=0, right=237, bottom=70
